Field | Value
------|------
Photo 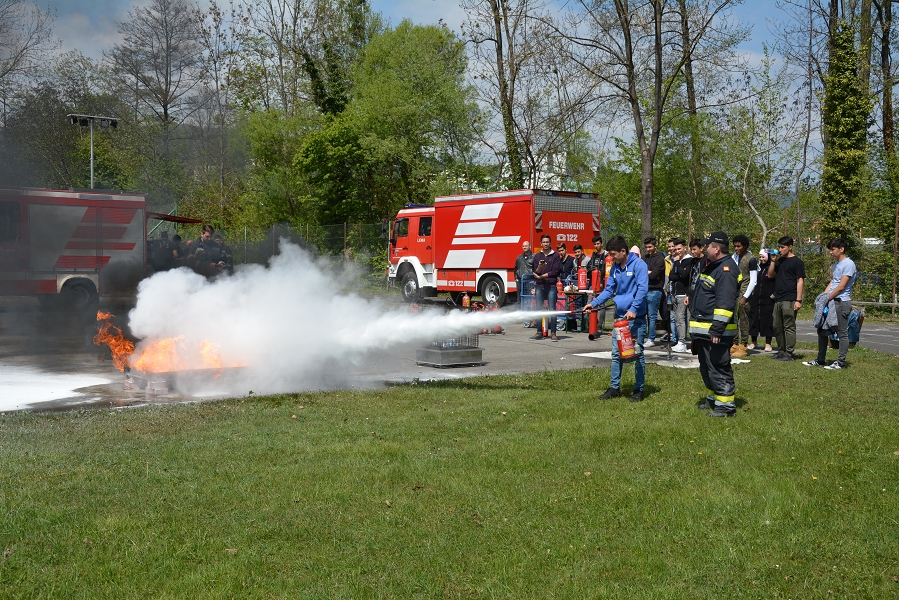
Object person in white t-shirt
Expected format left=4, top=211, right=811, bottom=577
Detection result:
left=802, top=238, right=857, bottom=370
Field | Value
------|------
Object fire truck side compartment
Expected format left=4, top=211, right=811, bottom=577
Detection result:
left=0, top=188, right=147, bottom=301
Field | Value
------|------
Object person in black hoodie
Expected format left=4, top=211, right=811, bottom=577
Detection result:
left=667, top=237, right=692, bottom=352
left=642, top=236, right=666, bottom=347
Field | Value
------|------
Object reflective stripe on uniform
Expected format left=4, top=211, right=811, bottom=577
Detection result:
left=714, top=394, right=735, bottom=402
left=689, top=321, right=737, bottom=336
left=700, top=274, right=715, bottom=285
left=713, top=308, right=733, bottom=320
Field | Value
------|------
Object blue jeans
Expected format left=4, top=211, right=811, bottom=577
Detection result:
left=611, top=318, right=646, bottom=391
left=535, top=284, right=558, bottom=333
left=645, top=290, right=663, bottom=341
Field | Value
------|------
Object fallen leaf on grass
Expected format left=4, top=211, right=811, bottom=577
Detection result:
left=584, top=472, right=592, bottom=477
left=894, top=451, right=899, bottom=456
left=226, top=548, right=237, bottom=554
left=291, top=415, right=297, bottom=419
left=501, top=411, right=507, bottom=415
left=3, top=548, right=12, bottom=558
left=385, top=500, right=392, bottom=508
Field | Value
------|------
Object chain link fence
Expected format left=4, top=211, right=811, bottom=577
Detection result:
left=148, top=211, right=898, bottom=315
left=148, top=222, right=392, bottom=290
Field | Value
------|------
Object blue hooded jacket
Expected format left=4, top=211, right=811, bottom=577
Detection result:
left=588, top=252, right=649, bottom=318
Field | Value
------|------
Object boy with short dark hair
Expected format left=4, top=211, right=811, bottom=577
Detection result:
left=803, top=238, right=857, bottom=369
left=768, top=236, right=806, bottom=360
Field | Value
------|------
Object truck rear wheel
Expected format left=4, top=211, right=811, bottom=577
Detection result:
left=479, top=275, right=506, bottom=306
left=401, top=272, right=421, bottom=302
left=62, top=280, right=99, bottom=318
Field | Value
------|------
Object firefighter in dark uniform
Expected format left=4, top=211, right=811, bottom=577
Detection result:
left=213, top=234, right=234, bottom=275
left=689, top=231, right=740, bottom=417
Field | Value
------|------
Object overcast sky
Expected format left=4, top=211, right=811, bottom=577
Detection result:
left=43, top=0, right=779, bottom=61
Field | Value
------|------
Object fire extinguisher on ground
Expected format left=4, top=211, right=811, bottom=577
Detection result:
left=461, top=291, right=470, bottom=310
left=489, top=301, right=504, bottom=334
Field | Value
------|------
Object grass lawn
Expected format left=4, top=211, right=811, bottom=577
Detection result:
left=1, top=343, right=898, bottom=599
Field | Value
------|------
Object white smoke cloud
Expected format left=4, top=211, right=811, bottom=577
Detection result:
left=127, top=241, right=558, bottom=395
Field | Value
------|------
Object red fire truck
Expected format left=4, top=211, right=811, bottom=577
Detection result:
left=387, top=189, right=600, bottom=305
left=0, top=187, right=199, bottom=315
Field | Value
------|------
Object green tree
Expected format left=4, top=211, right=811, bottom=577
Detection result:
left=296, top=20, right=480, bottom=224
left=819, top=20, right=872, bottom=243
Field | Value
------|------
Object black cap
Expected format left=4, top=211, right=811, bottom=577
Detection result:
left=700, top=231, right=728, bottom=245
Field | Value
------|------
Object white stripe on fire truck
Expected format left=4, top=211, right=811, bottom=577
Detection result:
left=459, top=203, right=502, bottom=221
left=451, top=236, right=520, bottom=245
left=443, top=249, right=486, bottom=269
left=454, top=221, right=496, bottom=236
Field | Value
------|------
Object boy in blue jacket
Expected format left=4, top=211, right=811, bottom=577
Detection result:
left=585, top=235, right=649, bottom=401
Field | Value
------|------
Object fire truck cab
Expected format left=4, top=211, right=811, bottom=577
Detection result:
left=0, top=187, right=196, bottom=316
left=387, top=189, right=600, bottom=305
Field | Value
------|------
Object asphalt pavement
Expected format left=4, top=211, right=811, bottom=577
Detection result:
left=1, top=295, right=897, bottom=413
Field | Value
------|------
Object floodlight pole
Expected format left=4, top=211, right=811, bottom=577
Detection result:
left=67, top=114, right=118, bottom=190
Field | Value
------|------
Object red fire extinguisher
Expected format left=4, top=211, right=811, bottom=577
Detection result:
left=577, top=267, right=587, bottom=289
left=461, top=291, right=470, bottom=310
left=587, top=310, right=599, bottom=340
left=591, top=269, right=600, bottom=291
left=556, top=278, right=564, bottom=296
left=490, top=301, right=504, bottom=334
left=613, top=319, right=637, bottom=361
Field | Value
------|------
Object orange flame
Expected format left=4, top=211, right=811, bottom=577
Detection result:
left=93, top=311, right=135, bottom=371
left=132, top=337, right=237, bottom=373
left=93, top=312, right=239, bottom=374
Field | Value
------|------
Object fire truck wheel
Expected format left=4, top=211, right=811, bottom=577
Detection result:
left=62, top=280, right=99, bottom=317
left=401, top=272, right=421, bottom=302
left=479, top=275, right=506, bottom=306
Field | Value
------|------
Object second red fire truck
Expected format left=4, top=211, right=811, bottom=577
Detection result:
left=387, top=189, right=600, bottom=305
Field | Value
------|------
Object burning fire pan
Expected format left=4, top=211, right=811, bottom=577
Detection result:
left=128, top=367, right=248, bottom=395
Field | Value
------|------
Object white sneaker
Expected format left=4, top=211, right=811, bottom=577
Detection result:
left=672, top=341, right=688, bottom=353
left=644, top=339, right=655, bottom=348
left=823, top=361, right=845, bottom=370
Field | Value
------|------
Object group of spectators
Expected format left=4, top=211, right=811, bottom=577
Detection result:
left=148, top=224, right=234, bottom=276
left=515, top=231, right=858, bottom=418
